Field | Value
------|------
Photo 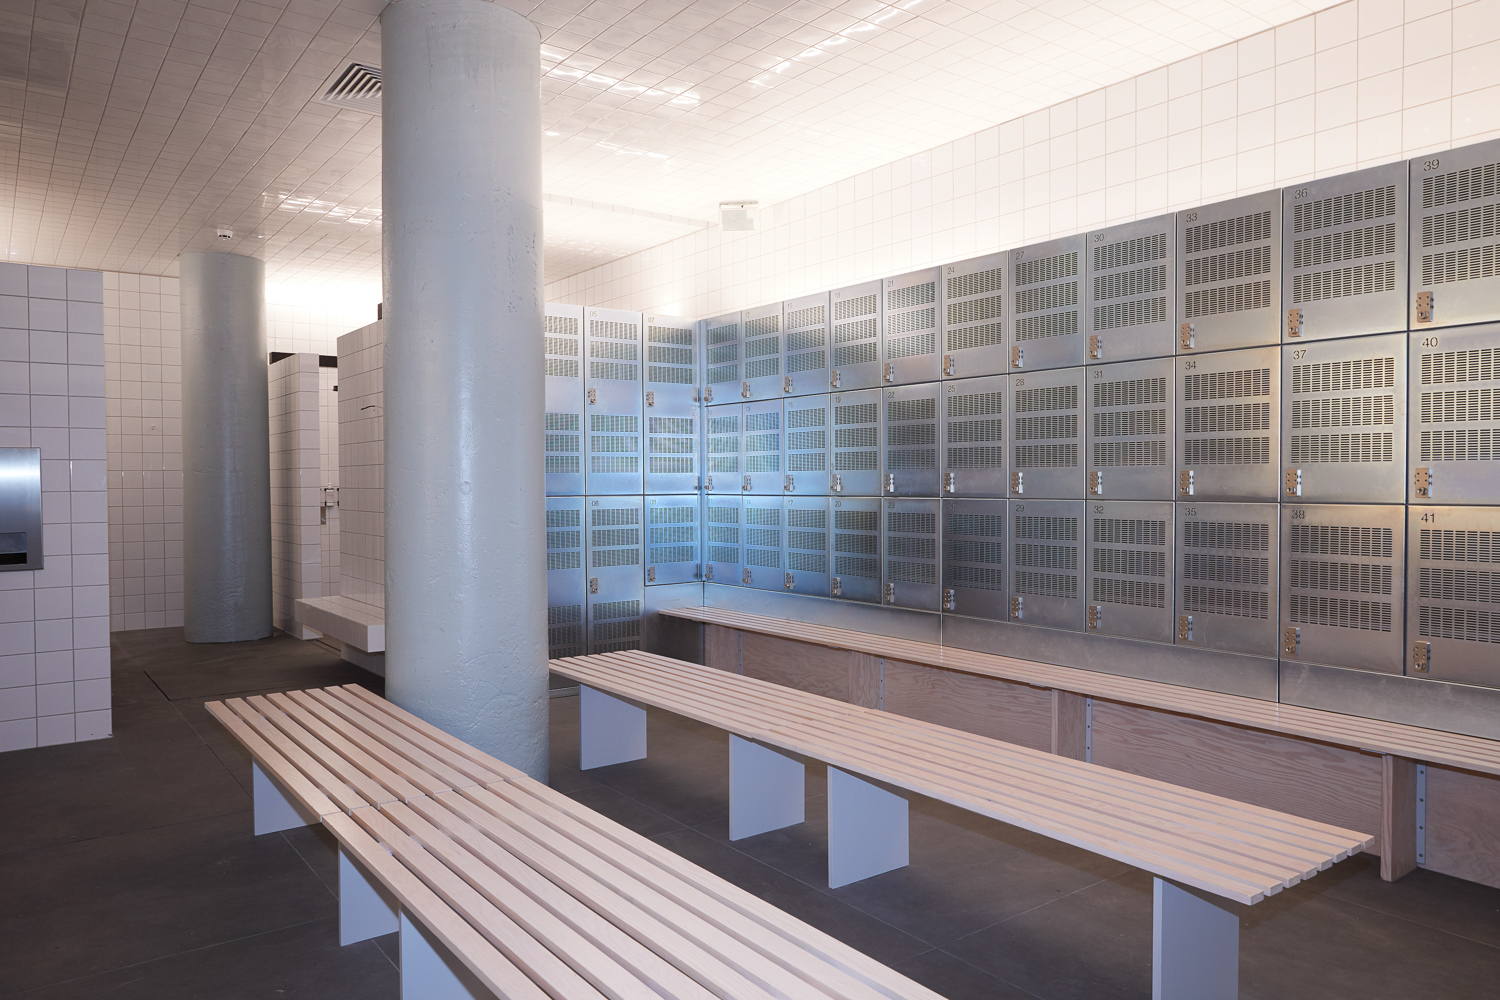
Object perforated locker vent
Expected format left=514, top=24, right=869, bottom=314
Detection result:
left=545, top=412, right=581, bottom=476
left=833, top=509, right=879, bottom=578
left=591, top=598, right=642, bottom=652
left=743, top=410, right=782, bottom=474
left=546, top=508, right=582, bottom=572
left=1095, top=234, right=1168, bottom=271
left=589, top=322, right=639, bottom=381
left=1289, top=432, right=1393, bottom=463
left=888, top=282, right=936, bottom=311
left=1094, top=266, right=1167, bottom=301
left=787, top=305, right=825, bottom=329
left=648, top=505, right=696, bottom=564
left=887, top=308, right=937, bottom=359
left=1290, top=559, right=1392, bottom=594
left=1419, top=568, right=1500, bottom=603
left=646, top=325, right=695, bottom=384
left=785, top=305, right=827, bottom=375
left=743, top=315, right=780, bottom=380
left=1181, top=515, right=1272, bottom=621
left=1183, top=520, right=1270, bottom=550
left=705, top=501, right=740, bottom=565
left=1294, top=185, right=1398, bottom=232
left=1422, top=349, right=1500, bottom=384
left=834, top=402, right=879, bottom=471
left=949, top=267, right=1004, bottom=299
left=945, top=264, right=1004, bottom=353
left=1292, top=525, right=1394, bottom=557
left=1292, top=262, right=1397, bottom=303
left=885, top=509, right=938, bottom=585
left=1183, top=212, right=1274, bottom=253
left=947, top=296, right=1003, bottom=326
left=589, top=414, right=640, bottom=474
left=706, top=413, right=740, bottom=474
left=1294, top=358, right=1396, bottom=393
left=1183, top=368, right=1271, bottom=400
left=1092, top=377, right=1168, bottom=467
left=590, top=507, right=640, bottom=568
left=1419, top=429, right=1500, bottom=462
left=787, top=507, right=829, bottom=574
left=1184, top=282, right=1272, bottom=318
left=945, top=513, right=1006, bottom=591
left=1423, top=389, right=1500, bottom=422
left=834, top=294, right=877, bottom=321
left=1418, top=606, right=1500, bottom=643
left=947, top=391, right=1004, bottom=468
left=1423, top=202, right=1500, bottom=247
left=545, top=314, right=581, bottom=379
left=705, top=322, right=739, bottom=385
left=1015, top=253, right=1078, bottom=286
left=648, top=416, right=695, bottom=475
left=1292, top=224, right=1397, bottom=269
left=548, top=602, right=584, bottom=658
left=743, top=506, right=782, bottom=569
left=786, top=404, right=828, bottom=472
left=886, top=397, right=937, bottom=470
left=1014, top=513, right=1079, bottom=599
left=1419, top=528, right=1500, bottom=562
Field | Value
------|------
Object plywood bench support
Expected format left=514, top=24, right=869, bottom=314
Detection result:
left=578, top=685, right=647, bottom=770
left=252, top=761, right=318, bottom=835
left=1153, top=878, right=1238, bottom=1000
left=827, top=767, right=909, bottom=888
left=729, top=734, right=805, bottom=840
left=1051, top=690, right=1089, bottom=760
left=400, top=910, right=492, bottom=999
left=339, top=846, right=399, bottom=946
left=705, top=624, right=742, bottom=673
left=1381, top=754, right=1419, bottom=881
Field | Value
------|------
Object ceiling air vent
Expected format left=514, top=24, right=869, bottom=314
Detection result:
left=319, top=63, right=381, bottom=114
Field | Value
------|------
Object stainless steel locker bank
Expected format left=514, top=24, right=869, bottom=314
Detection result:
left=702, top=402, right=740, bottom=495
left=883, top=382, right=941, bottom=496
left=1086, top=214, right=1176, bottom=362
left=942, top=498, right=1007, bottom=621
left=703, top=312, right=740, bottom=404
left=586, top=496, right=644, bottom=653
left=883, top=268, right=941, bottom=385
left=1410, top=323, right=1500, bottom=504
left=1086, top=500, right=1174, bottom=643
left=1407, top=505, right=1500, bottom=686
left=1086, top=357, right=1174, bottom=500
left=545, top=496, right=586, bottom=659
left=882, top=497, right=941, bottom=610
left=941, top=374, right=1007, bottom=497
left=643, top=312, right=701, bottom=494
left=543, top=303, right=585, bottom=497
left=703, top=494, right=742, bottom=586
left=783, top=292, right=830, bottom=397
left=1177, top=346, right=1281, bottom=501
left=741, top=398, right=783, bottom=494
left=1009, top=499, right=1083, bottom=631
left=1175, top=502, right=1280, bottom=658
left=1009, top=235, right=1085, bottom=371
left=941, top=251, right=1008, bottom=378
left=1010, top=366, right=1085, bottom=499
left=741, top=302, right=784, bottom=399
left=785, top=496, right=831, bottom=595
left=783, top=394, right=831, bottom=496
left=830, top=388, right=882, bottom=496
left=830, top=280, right=883, bottom=390
left=1177, top=190, right=1282, bottom=352
left=645, top=495, right=700, bottom=586
left=742, top=495, right=784, bottom=591
left=831, top=497, right=881, bottom=603
left=1410, top=137, right=1500, bottom=330
left=1280, top=503, right=1404, bottom=674
left=584, top=308, right=644, bottom=495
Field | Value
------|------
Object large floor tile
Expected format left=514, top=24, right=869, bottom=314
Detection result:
left=889, top=948, right=1037, bottom=1000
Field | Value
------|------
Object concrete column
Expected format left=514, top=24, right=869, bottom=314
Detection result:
left=381, top=0, right=548, bottom=778
left=179, top=252, right=272, bottom=642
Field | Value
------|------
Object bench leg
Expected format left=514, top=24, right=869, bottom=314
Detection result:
left=826, top=767, right=909, bottom=888
left=252, top=761, right=317, bottom=835
left=340, top=846, right=399, bottom=946
left=401, top=910, right=491, bottom=999
left=729, top=735, right=805, bottom=840
left=578, top=685, right=647, bottom=769
left=1153, top=878, right=1238, bottom=1000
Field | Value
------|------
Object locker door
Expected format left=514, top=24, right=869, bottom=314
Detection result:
left=741, top=302, right=784, bottom=399
left=702, top=403, right=740, bottom=496
left=941, top=375, right=1007, bottom=497
left=645, top=495, right=700, bottom=586
left=1177, top=346, right=1281, bottom=501
left=1010, top=366, right=1085, bottom=499
left=1177, top=191, right=1281, bottom=352
left=942, top=251, right=1008, bottom=379
left=1283, top=333, right=1405, bottom=503
left=830, top=389, right=882, bottom=496
left=585, top=308, right=643, bottom=495
left=1086, top=500, right=1174, bottom=643
left=702, top=495, right=742, bottom=586
left=1009, top=235, right=1085, bottom=371
left=1086, top=358, right=1174, bottom=500
left=783, top=292, right=830, bottom=397
left=702, top=312, right=741, bottom=404
left=545, top=497, right=586, bottom=659
left=783, top=394, right=830, bottom=496
left=883, top=268, right=941, bottom=385
left=1407, top=505, right=1500, bottom=685
left=1086, top=215, right=1176, bottom=362
left=586, top=496, right=644, bottom=654
left=1410, top=324, right=1500, bottom=504
left=784, top=496, right=831, bottom=595
left=830, top=280, right=882, bottom=390
left=741, top=495, right=784, bottom=591
left=831, top=497, right=881, bottom=603
left=1410, top=138, right=1500, bottom=330
left=882, top=498, right=941, bottom=610
left=1009, top=499, right=1083, bottom=631
left=740, top=398, right=783, bottom=494
left=1281, top=503, right=1403, bottom=674
left=1175, top=502, right=1279, bottom=657
left=543, top=303, right=585, bottom=497
left=942, top=498, right=1007, bottom=621
left=1283, top=162, right=1407, bottom=341
left=883, top=382, right=940, bottom=496
left=644, top=313, right=700, bottom=493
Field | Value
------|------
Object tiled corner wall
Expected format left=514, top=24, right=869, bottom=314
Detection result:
left=319, top=367, right=340, bottom=596
left=0, top=263, right=112, bottom=751
left=269, top=354, right=322, bottom=638
left=335, top=321, right=384, bottom=610
left=547, top=0, right=1500, bottom=316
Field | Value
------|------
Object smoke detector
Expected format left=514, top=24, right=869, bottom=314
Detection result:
left=216, top=228, right=233, bottom=240
left=720, top=201, right=758, bottom=232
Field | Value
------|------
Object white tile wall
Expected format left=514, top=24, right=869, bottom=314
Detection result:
left=335, top=322, right=384, bottom=610
left=269, top=354, right=322, bottom=639
left=320, top=368, right=341, bottom=597
left=546, top=0, right=1500, bottom=317
left=0, top=263, right=112, bottom=752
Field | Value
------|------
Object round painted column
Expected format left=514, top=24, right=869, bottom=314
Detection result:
left=381, top=0, right=548, bottom=778
left=179, top=252, right=273, bottom=643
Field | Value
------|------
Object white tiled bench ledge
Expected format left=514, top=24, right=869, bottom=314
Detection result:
left=294, top=595, right=385, bottom=652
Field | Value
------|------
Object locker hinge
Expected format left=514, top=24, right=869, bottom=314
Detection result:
left=1088, top=335, right=1102, bottom=360
left=944, top=472, right=956, bottom=494
left=830, top=370, right=842, bottom=388
left=883, top=362, right=895, bottom=383
left=741, top=381, right=751, bottom=398
left=783, top=375, right=793, bottom=393
left=942, top=354, right=955, bottom=376
left=1178, top=470, right=1194, bottom=496
left=703, top=386, right=713, bottom=403
left=1414, top=467, right=1432, bottom=498
left=1010, top=596, right=1023, bottom=620
left=695, top=476, right=702, bottom=490
left=704, top=564, right=714, bottom=581
left=1086, top=604, right=1102, bottom=630
left=704, top=475, right=715, bottom=491
left=693, top=387, right=701, bottom=402
left=1010, top=345, right=1023, bottom=369
left=1177, top=615, right=1192, bottom=641
left=1416, top=291, right=1434, bottom=324
left=646, top=566, right=656, bottom=583
left=742, top=569, right=753, bottom=586
left=1284, top=467, right=1302, bottom=497
left=587, top=387, right=597, bottom=404
left=741, top=475, right=752, bottom=491
left=1283, top=626, right=1301, bottom=655
left=884, top=583, right=896, bottom=604
left=784, top=572, right=794, bottom=590
left=645, top=390, right=656, bottom=407
left=885, top=473, right=896, bottom=494
left=784, top=474, right=795, bottom=492
left=1088, top=470, right=1102, bottom=495
left=830, top=577, right=843, bottom=597
left=1412, top=642, right=1431, bottom=673
left=831, top=473, right=843, bottom=492
left=1179, top=322, right=1195, bottom=350
left=1011, top=470, right=1023, bottom=494
left=588, top=577, right=599, bottom=594
left=942, top=588, right=956, bottom=611
left=1286, top=308, right=1303, bottom=339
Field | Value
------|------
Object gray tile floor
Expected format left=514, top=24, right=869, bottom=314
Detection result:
left=2, top=628, right=1497, bottom=998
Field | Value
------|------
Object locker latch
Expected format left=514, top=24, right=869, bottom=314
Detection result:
left=883, top=362, right=895, bottom=383
left=1179, top=470, right=1194, bottom=496
left=942, top=589, right=957, bottom=611
left=645, top=391, right=656, bottom=407
left=784, top=572, right=794, bottom=590
left=704, top=475, right=715, bottom=491
left=884, top=583, right=896, bottom=604
left=1086, top=605, right=1102, bottom=630
left=1283, top=627, right=1301, bottom=655
left=1010, top=345, right=1023, bottom=369
left=885, top=473, right=896, bottom=494
left=831, top=577, right=843, bottom=597
left=1088, top=470, right=1102, bottom=495
left=705, top=565, right=715, bottom=581
left=1010, top=596, right=1023, bottom=620
left=742, top=475, right=752, bottom=491
left=743, top=569, right=753, bottom=585
left=588, top=577, right=599, bottom=594
left=587, top=387, right=597, bottom=404
left=703, top=386, right=713, bottom=403
left=784, top=474, right=795, bottom=492
left=943, top=354, right=955, bottom=376
left=1088, top=335, right=1102, bottom=360
left=1177, top=615, right=1192, bottom=640
left=830, top=370, right=842, bottom=388
left=1415, top=467, right=1432, bottom=498
left=1286, top=309, right=1303, bottom=339
left=1412, top=642, right=1431, bottom=673
left=1416, top=291, right=1434, bottom=324
left=647, top=566, right=657, bottom=583
left=1284, top=468, right=1302, bottom=497
left=1011, top=470, right=1023, bottom=494
left=741, top=381, right=751, bottom=398
left=944, top=472, right=956, bottom=494
left=831, top=473, right=843, bottom=492
left=1179, top=323, right=1195, bottom=350
left=783, top=376, right=793, bottom=393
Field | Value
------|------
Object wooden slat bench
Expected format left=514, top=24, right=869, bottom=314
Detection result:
left=551, top=650, right=1375, bottom=1000
left=207, top=685, right=948, bottom=1000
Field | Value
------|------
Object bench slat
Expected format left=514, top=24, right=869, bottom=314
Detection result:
left=242, top=694, right=410, bottom=807
left=335, top=684, right=527, bottom=782
left=299, top=688, right=488, bottom=790
left=222, top=698, right=372, bottom=813
left=264, top=691, right=440, bottom=800
left=204, top=701, right=340, bottom=819
left=283, top=689, right=468, bottom=795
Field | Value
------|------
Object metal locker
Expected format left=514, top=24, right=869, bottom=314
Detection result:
left=1407, top=505, right=1500, bottom=685
left=740, top=398, right=783, bottom=494
left=831, top=497, right=882, bottom=603
left=783, top=292, right=830, bottom=397
left=783, top=394, right=830, bottom=496
left=882, top=498, right=941, bottom=610
left=1280, top=503, right=1404, bottom=674
left=883, top=268, right=941, bottom=385
left=1175, top=502, right=1280, bottom=657
left=1009, top=235, right=1085, bottom=371
left=883, top=382, right=941, bottom=496
left=702, top=312, right=740, bottom=405
left=941, top=374, right=1008, bottom=497
left=586, top=496, right=644, bottom=654
left=1010, top=366, right=1085, bottom=499
left=1009, top=499, right=1084, bottom=631
left=1283, top=162, right=1408, bottom=342
left=1085, top=500, right=1174, bottom=643
left=741, top=302, right=784, bottom=399
left=941, top=251, right=1008, bottom=378
left=1409, top=323, right=1500, bottom=504
left=942, top=498, right=1007, bottom=621
left=1283, top=333, right=1406, bottom=504
left=1410, top=138, right=1500, bottom=330
left=1086, top=358, right=1174, bottom=500
left=543, top=303, right=585, bottom=497
left=643, top=312, right=700, bottom=493
left=1177, top=191, right=1281, bottom=352
left=1177, top=346, right=1281, bottom=501
left=741, top=495, right=784, bottom=591
left=584, top=308, right=643, bottom=495
left=829, top=280, right=883, bottom=390
left=830, top=388, right=882, bottom=496
left=784, top=496, right=831, bottom=595
left=1086, top=214, right=1176, bottom=362
left=545, top=497, right=586, bottom=659
left=645, top=495, right=700, bottom=586
left=702, top=403, right=740, bottom=496
left=702, top=494, right=742, bottom=586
